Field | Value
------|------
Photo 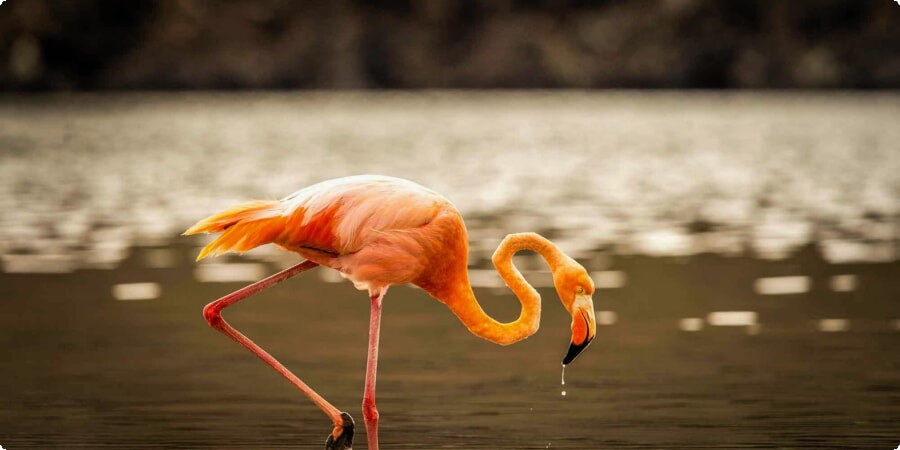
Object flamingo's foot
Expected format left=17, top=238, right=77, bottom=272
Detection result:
left=325, top=412, right=355, bottom=450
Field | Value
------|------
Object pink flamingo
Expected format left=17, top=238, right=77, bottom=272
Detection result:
left=184, top=175, right=597, bottom=449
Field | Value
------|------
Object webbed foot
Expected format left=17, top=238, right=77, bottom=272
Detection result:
left=324, top=412, right=355, bottom=450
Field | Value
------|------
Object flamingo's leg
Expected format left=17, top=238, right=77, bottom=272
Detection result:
left=201, top=260, right=354, bottom=449
left=362, top=289, right=386, bottom=450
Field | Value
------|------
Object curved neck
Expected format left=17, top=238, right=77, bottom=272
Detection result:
left=437, top=232, right=567, bottom=345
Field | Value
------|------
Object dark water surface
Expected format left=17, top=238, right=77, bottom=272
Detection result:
left=1, top=243, right=898, bottom=449
left=0, top=92, right=898, bottom=448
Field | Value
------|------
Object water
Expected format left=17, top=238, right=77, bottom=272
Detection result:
left=1, top=255, right=897, bottom=449
left=2, top=92, right=899, bottom=268
left=0, top=92, right=899, bottom=448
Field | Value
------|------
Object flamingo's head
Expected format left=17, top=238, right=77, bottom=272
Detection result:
left=551, top=262, right=596, bottom=366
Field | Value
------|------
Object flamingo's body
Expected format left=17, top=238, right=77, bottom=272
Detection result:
left=185, top=175, right=597, bottom=450
left=191, top=175, right=460, bottom=295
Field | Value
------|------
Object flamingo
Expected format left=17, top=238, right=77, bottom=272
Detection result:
left=184, top=175, right=597, bottom=450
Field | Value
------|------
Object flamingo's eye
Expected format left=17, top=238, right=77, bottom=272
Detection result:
left=575, top=286, right=584, bottom=294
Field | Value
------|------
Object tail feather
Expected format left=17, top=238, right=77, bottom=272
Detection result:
left=183, top=200, right=285, bottom=261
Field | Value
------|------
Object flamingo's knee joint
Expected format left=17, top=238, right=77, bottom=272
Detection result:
left=202, top=302, right=224, bottom=328
left=362, top=400, right=379, bottom=423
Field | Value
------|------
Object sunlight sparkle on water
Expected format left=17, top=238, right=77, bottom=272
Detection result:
left=194, top=263, right=266, bottom=283
left=111, top=282, right=161, bottom=301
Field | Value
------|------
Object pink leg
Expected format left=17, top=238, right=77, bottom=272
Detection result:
left=363, top=289, right=385, bottom=450
left=201, top=260, right=352, bottom=445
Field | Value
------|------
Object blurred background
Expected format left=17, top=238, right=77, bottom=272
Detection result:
left=1, top=1, right=898, bottom=449
left=2, top=0, right=900, bottom=89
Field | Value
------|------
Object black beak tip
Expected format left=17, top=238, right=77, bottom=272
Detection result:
left=562, top=336, right=593, bottom=366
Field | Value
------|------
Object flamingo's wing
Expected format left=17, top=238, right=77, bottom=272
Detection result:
left=278, top=175, right=447, bottom=255
left=186, top=175, right=448, bottom=261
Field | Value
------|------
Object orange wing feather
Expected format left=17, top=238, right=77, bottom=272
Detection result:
left=183, top=200, right=288, bottom=261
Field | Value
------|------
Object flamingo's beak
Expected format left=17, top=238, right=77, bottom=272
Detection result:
left=563, top=293, right=596, bottom=365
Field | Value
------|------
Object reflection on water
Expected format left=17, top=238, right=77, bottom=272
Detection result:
left=1, top=93, right=899, bottom=448
left=1, top=92, right=898, bottom=269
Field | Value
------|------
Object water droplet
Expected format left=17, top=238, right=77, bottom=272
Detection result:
left=561, top=390, right=567, bottom=396
left=561, top=364, right=566, bottom=386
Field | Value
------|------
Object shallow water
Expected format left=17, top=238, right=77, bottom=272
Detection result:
left=0, top=92, right=898, bottom=448
left=0, top=248, right=897, bottom=449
